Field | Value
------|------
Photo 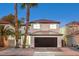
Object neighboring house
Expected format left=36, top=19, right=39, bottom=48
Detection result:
left=27, top=19, right=63, bottom=48
left=65, top=21, right=79, bottom=46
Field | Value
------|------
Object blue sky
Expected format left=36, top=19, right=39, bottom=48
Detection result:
left=0, top=3, right=79, bottom=27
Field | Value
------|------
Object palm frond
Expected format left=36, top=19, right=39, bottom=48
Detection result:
left=30, top=3, right=38, bottom=8
left=21, top=3, right=38, bottom=9
left=0, top=25, right=4, bottom=30
left=5, top=28, right=15, bottom=36
left=21, top=3, right=26, bottom=9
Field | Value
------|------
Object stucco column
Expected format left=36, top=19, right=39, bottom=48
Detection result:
left=57, top=36, right=62, bottom=47
left=30, top=36, right=34, bottom=48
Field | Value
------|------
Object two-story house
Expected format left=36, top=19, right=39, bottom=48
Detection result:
left=0, top=19, right=63, bottom=48
left=28, top=19, right=63, bottom=48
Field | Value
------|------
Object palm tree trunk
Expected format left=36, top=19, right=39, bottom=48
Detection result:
left=0, top=35, right=4, bottom=47
left=14, top=3, right=19, bottom=48
left=23, top=4, right=30, bottom=48
left=3, top=33, right=8, bottom=47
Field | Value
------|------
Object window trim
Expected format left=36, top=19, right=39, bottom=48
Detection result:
left=50, top=24, right=57, bottom=29
left=33, top=23, right=40, bottom=29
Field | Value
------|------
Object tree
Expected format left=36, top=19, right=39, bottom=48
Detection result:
left=1, top=14, right=15, bottom=27
left=21, top=3, right=38, bottom=48
left=0, top=13, right=23, bottom=48
left=0, top=25, right=14, bottom=47
left=1, top=14, right=15, bottom=23
left=14, top=3, right=19, bottom=48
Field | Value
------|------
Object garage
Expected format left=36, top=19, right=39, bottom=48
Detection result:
left=35, top=37, right=57, bottom=47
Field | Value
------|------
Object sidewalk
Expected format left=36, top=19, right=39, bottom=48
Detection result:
left=0, top=47, right=7, bottom=51
left=60, top=47, right=79, bottom=56
left=0, top=48, right=34, bottom=56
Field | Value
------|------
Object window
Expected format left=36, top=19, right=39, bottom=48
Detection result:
left=33, top=23, right=40, bottom=29
left=50, top=24, right=57, bottom=29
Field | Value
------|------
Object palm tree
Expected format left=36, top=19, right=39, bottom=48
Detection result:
left=0, top=25, right=5, bottom=47
left=21, top=3, right=38, bottom=48
left=1, top=14, right=23, bottom=47
left=14, top=3, right=19, bottom=48
left=0, top=25, right=15, bottom=47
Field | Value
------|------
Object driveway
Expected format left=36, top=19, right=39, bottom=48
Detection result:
left=0, top=47, right=79, bottom=56
left=33, top=47, right=64, bottom=56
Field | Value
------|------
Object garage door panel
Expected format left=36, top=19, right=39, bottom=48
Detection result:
left=35, top=37, right=57, bottom=47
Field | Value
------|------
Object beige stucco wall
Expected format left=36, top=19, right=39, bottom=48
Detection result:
left=19, top=35, right=31, bottom=48
left=28, top=23, right=62, bottom=48
left=7, top=35, right=31, bottom=48
left=8, top=36, right=16, bottom=47
left=29, top=23, right=60, bottom=34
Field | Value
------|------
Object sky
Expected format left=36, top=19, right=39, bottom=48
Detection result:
left=0, top=3, right=79, bottom=27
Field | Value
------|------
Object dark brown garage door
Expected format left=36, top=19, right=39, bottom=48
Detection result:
left=35, top=37, right=57, bottom=47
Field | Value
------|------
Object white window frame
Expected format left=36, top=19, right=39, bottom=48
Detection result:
left=33, top=23, right=40, bottom=29
left=50, top=24, right=57, bottom=29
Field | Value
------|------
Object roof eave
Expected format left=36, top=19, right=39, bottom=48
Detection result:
left=30, top=22, right=60, bottom=24
left=29, top=34, right=63, bottom=36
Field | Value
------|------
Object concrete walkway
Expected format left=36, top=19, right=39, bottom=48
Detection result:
left=0, top=47, right=7, bottom=51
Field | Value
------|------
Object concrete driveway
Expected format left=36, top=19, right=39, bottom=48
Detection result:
left=0, top=47, right=79, bottom=56
left=33, top=47, right=64, bottom=56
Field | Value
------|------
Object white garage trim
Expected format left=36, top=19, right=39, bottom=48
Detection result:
left=30, top=36, right=62, bottom=48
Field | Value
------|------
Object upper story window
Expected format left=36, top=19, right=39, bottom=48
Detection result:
left=33, top=23, right=40, bottom=29
left=50, top=24, right=57, bottom=29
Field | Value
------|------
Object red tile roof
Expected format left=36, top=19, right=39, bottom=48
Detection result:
left=66, top=21, right=79, bottom=26
left=30, top=19, right=60, bottom=23
left=0, top=20, right=10, bottom=24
